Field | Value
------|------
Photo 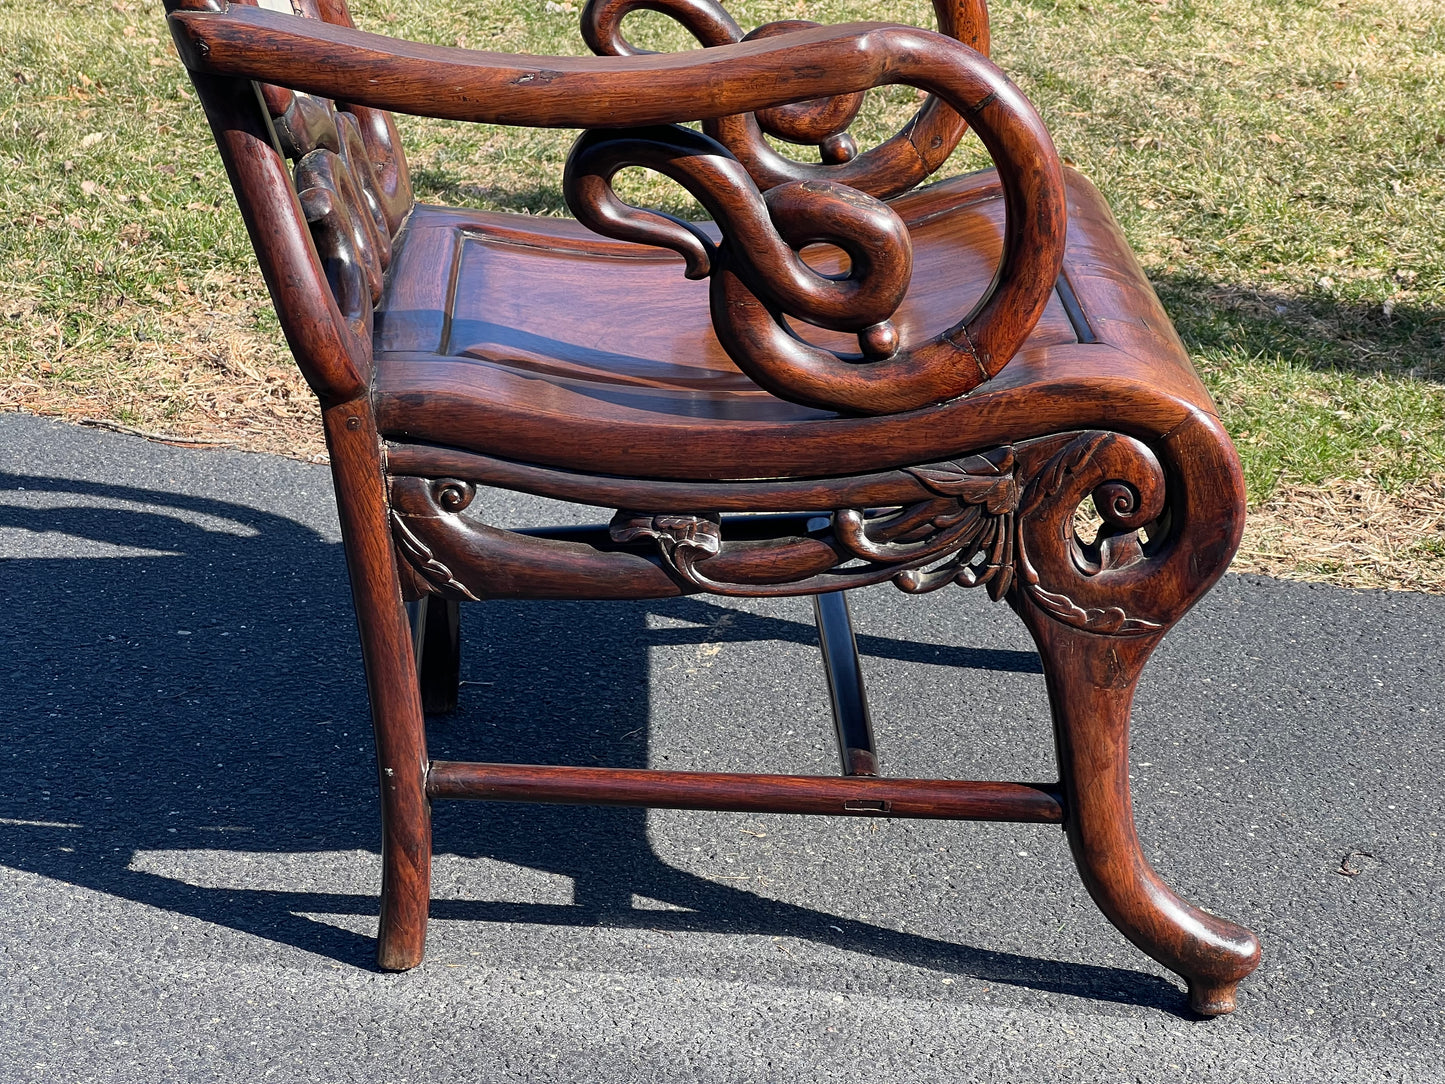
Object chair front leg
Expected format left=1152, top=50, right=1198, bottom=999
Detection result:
left=1016, top=611, right=1261, bottom=1015
left=325, top=401, right=432, bottom=971
left=1009, top=418, right=1261, bottom=1014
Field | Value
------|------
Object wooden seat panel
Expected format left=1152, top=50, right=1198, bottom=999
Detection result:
left=373, top=168, right=1213, bottom=480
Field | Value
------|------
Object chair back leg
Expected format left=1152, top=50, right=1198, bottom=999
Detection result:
left=812, top=590, right=878, bottom=776
left=409, top=596, right=463, bottom=715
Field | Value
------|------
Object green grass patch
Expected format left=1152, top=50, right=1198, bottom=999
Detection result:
left=3, top=0, right=1444, bottom=504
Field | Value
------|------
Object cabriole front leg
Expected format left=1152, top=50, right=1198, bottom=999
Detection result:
left=1009, top=416, right=1261, bottom=1014
left=1019, top=613, right=1261, bottom=1014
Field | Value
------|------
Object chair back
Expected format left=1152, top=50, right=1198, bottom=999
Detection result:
left=167, top=0, right=414, bottom=403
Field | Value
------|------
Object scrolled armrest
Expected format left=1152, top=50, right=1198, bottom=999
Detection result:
left=169, top=2, right=1064, bottom=414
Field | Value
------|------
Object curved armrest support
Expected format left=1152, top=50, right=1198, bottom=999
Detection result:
left=581, top=0, right=990, bottom=199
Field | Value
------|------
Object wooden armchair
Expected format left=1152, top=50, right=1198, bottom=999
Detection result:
left=164, top=0, right=1261, bottom=1014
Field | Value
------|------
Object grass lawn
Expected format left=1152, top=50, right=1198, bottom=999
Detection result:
left=3, top=0, right=1443, bottom=588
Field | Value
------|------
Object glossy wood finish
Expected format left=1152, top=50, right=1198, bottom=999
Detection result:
left=1011, top=410, right=1261, bottom=1015
left=324, top=400, right=431, bottom=971
left=561, top=119, right=1062, bottom=412
left=372, top=168, right=1201, bottom=479
left=185, top=69, right=368, bottom=404
left=813, top=591, right=879, bottom=777
left=165, top=0, right=1261, bottom=1013
left=174, top=5, right=1065, bottom=415
left=171, top=0, right=432, bottom=969
left=426, top=763, right=1063, bottom=822
left=170, top=10, right=1017, bottom=131
left=1026, top=618, right=1262, bottom=1016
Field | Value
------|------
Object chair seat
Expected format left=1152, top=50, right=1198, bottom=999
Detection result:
left=373, top=168, right=1213, bottom=481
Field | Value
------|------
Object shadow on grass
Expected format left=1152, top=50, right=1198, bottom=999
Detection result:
left=407, top=168, right=713, bottom=221
left=1154, top=272, right=1445, bottom=382
left=0, top=471, right=1193, bottom=1017
left=408, top=169, right=570, bottom=216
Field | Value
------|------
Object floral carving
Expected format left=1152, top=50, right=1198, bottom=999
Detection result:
left=609, top=449, right=1023, bottom=598
left=609, top=512, right=722, bottom=563
left=889, top=447, right=1018, bottom=599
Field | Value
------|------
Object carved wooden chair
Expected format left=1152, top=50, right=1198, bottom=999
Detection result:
left=164, top=0, right=1261, bottom=1014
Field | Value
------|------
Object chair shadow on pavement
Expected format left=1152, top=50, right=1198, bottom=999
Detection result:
left=0, top=472, right=1185, bottom=1015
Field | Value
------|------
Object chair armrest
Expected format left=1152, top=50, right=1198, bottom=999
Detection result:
left=172, top=6, right=999, bottom=132
left=169, top=1, right=1065, bottom=413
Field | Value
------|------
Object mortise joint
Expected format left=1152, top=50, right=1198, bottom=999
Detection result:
left=843, top=799, right=890, bottom=813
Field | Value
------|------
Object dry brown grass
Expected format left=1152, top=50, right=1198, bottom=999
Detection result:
left=2, top=276, right=325, bottom=461
left=1235, top=473, right=1445, bottom=593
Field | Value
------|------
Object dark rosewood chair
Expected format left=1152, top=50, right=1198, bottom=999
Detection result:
left=164, top=0, right=1261, bottom=1014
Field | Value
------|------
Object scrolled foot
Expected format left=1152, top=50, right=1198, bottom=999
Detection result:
left=1188, top=977, right=1244, bottom=1017
left=1009, top=418, right=1261, bottom=1014
left=1022, top=607, right=1262, bottom=1015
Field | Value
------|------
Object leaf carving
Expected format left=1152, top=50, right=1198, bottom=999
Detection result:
left=391, top=510, right=479, bottom=601
left=905, top=448, right=1017, bottom=514
left=610, top=512, right=722, bottom=562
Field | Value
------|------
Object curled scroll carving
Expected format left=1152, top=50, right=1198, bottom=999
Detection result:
left=605, top=435, right=1168, bottom=631
left=580, top=0, right=985, bottom=199
left=742, top=21, right=864, bottom=164
left=392, top=480, right=480, bottom=600
left=1013, top=433, right=1169, bottom=635
left=565, top=125, right=912, bottom=367
left=565, top=117, right=1056, bottom=414
left=564, top=8, right=1066, bottom=416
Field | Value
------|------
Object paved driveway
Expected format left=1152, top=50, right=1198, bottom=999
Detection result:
left=0, top=411, right=1440, bottom=1082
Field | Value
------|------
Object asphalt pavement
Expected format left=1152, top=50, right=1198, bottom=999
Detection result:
left=0, top=410, right=1440, bottom=1082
